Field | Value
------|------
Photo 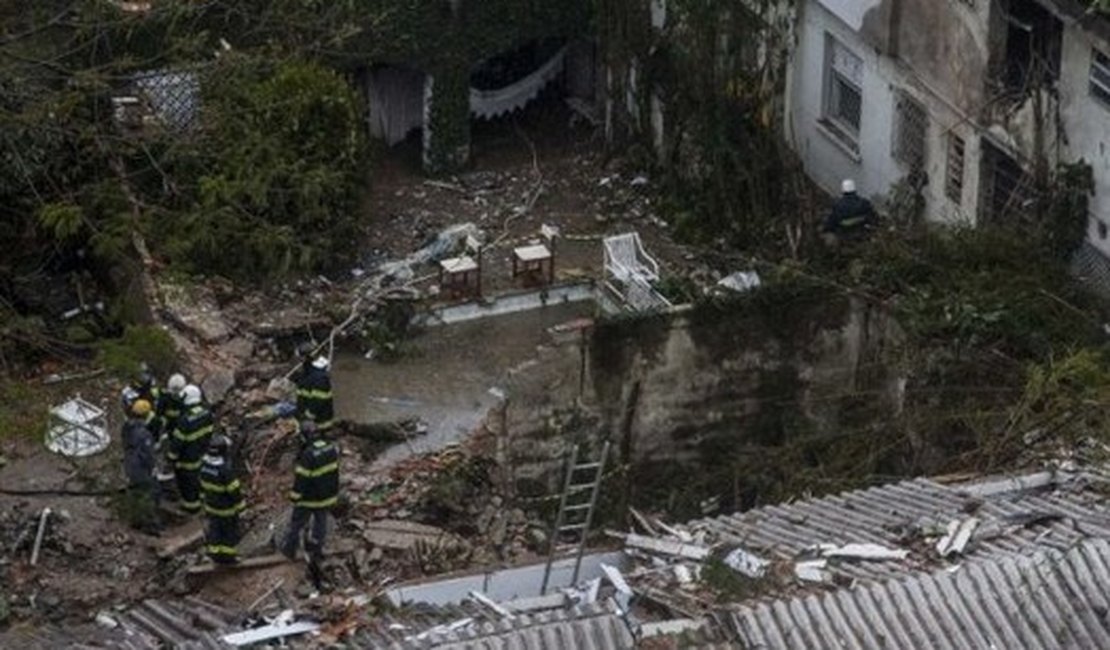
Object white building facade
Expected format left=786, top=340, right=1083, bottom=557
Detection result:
left=787, top=0, right=1110, bottom=270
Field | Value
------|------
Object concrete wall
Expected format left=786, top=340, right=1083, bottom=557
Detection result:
left=498, top=295, right=906, bottom=504
left=787, top=0, right=988, bottom=225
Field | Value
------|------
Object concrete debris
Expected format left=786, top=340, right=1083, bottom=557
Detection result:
left=502, top=593, right=568, bottom=613
left=936, top=517, right=980, bottom=558
left=818, top=543, right=910, bottom=561
left=723, top=547, right=770, bottom=578
left=717, top=271, right=762, bottom=293
left=95, top=611, right=118, bottom=628
left=361, top=519, right=453, bottom=550
left=624, top=533, right=710, bottom=561
left=641, top=618, right=706, bottom=639
left=601, top=563, right=632, bottom=595
left=201, top=367, right=236, bottom=405
left=673, top=564, right=694, bottom=585
left=221, top=620, right=320, bottom=646
left=794, top=559, right=831, bottom=583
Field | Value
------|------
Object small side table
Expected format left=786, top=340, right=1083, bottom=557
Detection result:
left=512, top=243, right=554, bottom=287
left=438, top=255, right=481, bottom=299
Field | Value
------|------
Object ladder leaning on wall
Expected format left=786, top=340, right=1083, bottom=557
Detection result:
left=539, top=440, right=611, bottom=595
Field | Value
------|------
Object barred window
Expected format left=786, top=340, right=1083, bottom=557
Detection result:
left=1091, top=49, right=1110, bottom=106
left=945, top=134, right=965, bottom=204
left=892, top=91, right=927, bottom=170
left=823, top=35, right=863, bottom=148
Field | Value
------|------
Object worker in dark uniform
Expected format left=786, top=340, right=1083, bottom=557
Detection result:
left=122, top=364, right=162, bottom=438
left=122, top=399, right=160, bottom=532
left=168, top=384, right=213, bottom=514
left=280, top=420, right=339, bottom=561
left=154, top=373, right=187, bottom=487
left=295, top=355, right=335, bottom=432
left=199, top=434, right=244, bottom=564
left=822, top=179, right=878, bottom=243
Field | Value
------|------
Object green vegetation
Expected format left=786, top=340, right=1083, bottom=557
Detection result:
left=98, top=325, right=179, bottom=379
left=0, top=381, right=49, bottom=441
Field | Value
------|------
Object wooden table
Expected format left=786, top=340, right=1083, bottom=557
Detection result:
left=438, top=255, right=481, bottom=299
left=511, top=243, right=554, bottom=286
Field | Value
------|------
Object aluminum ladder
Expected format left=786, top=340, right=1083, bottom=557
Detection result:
left=539, top=441, right=610, bottom=595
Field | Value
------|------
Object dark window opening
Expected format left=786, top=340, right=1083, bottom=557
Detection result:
left=1099, top=220, right=1108, bottom=240
left=946, top=134, right=965, bottom=204
left=979, top=140, right=1037, bottom=224
left=997, top=0, right=1062, bottom=94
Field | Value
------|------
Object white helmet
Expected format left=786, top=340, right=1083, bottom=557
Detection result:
left=183, top=384, right=203, bottom=406
left=841, top=178, right=857, bottom=194
left=311, top=356, right=330, bottom=370
left=167, top=373, right=187, bottom=395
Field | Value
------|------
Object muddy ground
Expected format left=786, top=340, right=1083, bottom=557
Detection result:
left=0, top=97, right=709, bottom=638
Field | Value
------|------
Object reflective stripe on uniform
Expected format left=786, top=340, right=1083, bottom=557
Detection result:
left=292, top=495, right=338, bottom=509
left=297, top=388, right=333, bottom=399
left=294, top=462, right=338, bottom=478
left=840, top=216, right=865, bottom=227
left=204, top=503, right=245, bottom=517
left=201, top=479, right=241, bottom=493
left=181, top=500, right=202, bottom=512
left=173, top=424, right=213, bottom=442
left=206, top=544, right=238, bottom=556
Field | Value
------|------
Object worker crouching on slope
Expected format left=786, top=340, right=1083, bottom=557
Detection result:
left=280, top=420, right=339, bottom=561
left=200, top=434, right=245, bottom=564
left=168, top=384, right=214, bottom=514
left=122, top=364, right=162, bottom=437
left=821, top=179, right=878, bottom=245
left=296, top=355, right=335, bottom=432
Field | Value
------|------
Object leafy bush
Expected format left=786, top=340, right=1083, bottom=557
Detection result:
left=98, top=325, right=178, bottom=380
left=163, top=58, right=368, bottom=281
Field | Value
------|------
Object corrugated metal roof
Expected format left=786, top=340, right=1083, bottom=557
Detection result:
left=364, top=600, right=636, bottom=650
left=727, top=537, right=1110, bottom=649
left=692, top=473, right=1110, bottom=586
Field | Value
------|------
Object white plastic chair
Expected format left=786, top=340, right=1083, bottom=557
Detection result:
left=603, top=232, right=660, bottom=284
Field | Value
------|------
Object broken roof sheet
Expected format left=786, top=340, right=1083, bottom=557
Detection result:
left=726, top=536, right=1110, bottom=649
left=363, top=601, right=635, bottom=650
left=691, top=471, right=1110, bottom=586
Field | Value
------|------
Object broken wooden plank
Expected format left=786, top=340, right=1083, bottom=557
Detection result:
left=30, top=507, right=51, bottom=566
left=469, top=591, right=514, bottom=619
left=628, top=507, right=659, bottom=537
left=600, top=563, right=632, bottom=595
left=156, top=525, right=205, bottom=559
left=221, top=620, right=319, bottom=646
left=187, top=553, right=288, bottom=575
left=361, top=519, right=451, bottom=550
left=624, top=533, right=710, bottom=561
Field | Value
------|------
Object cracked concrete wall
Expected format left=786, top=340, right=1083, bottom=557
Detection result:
left=502, top=296, right=906, bottom=497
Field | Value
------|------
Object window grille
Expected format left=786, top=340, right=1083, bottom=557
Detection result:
left=945, top=134, right=965, bottom=204
left=893, top=91, right=927, bottom=170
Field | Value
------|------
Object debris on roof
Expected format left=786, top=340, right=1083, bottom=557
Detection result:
left=725, top=537, right=1110, bottom=649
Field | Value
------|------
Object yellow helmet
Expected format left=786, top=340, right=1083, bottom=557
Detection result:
left=131, top=399, right=153, bottom=417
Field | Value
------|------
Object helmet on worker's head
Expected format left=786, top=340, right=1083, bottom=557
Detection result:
left=311, top=356, right=330, bottom=371
left=298, top=419, right=318, bottom=441
left=841, top=179, right=857, bottom=194
left=183, top=384, right=203, bottom=406
left=167, top=373, right=187, bottom=395
left=208, top=433, right=231, bottom=456
left=135, top=362, right=155, bottom=389
left=131, top=399, right=153, bottom=418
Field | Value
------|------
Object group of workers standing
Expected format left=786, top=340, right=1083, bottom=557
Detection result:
left=120, top=353, right=340, bottom=568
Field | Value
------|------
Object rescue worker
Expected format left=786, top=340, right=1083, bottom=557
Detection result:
left=153, top=373, right=187, bottom=486
left=822, top=179, right=878, bottom=243
left=280, top=420, right=339, bottom=560
left=295, top=355, right=335, bottom=432
left=168, top=384, right=213, bottom=514
left=199, top=434, right=244, bottom=564
left=156, top=373, right=188, bottom=443
left=122, top=399, right=160, bottom=531
left=122, top=364, right=162, bottom=437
